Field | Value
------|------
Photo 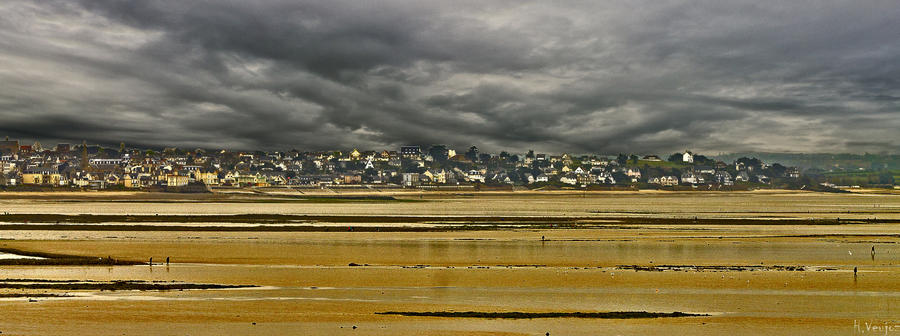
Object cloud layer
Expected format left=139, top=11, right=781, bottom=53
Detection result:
left=1, top=1, right=898, bottom=154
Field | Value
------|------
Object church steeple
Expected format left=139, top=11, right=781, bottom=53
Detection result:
left=81, top=140, right=89, bottom=170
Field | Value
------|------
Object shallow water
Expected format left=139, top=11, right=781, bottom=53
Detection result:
left=0, top=193, right=898, bottom=335
left=1, top=260, right=897, bottom=335
left=0, top=252, right=44, bottom=260
left=1, top=191, right=899, bottom=219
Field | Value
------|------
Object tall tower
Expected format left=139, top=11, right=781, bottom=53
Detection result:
left=81, top=140, right=89, bottom=170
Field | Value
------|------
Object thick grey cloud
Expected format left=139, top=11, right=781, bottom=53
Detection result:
left=1, top=0, right=898, bottom=154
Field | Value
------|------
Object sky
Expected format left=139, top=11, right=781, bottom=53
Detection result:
left=1, top=1, right=898, bottom=154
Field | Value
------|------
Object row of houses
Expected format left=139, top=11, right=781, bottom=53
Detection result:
left=0, top=139, right=802, bottom=189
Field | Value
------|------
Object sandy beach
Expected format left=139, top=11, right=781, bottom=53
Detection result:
left=0, top=190, right=897, bottom=335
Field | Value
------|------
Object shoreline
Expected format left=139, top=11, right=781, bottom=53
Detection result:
left=0, top=213, right=896, bottom=229
left=0, top=188, right=881, bottom=198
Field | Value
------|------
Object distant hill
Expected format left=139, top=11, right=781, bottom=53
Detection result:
left=711, top=152, right=900, bottom=171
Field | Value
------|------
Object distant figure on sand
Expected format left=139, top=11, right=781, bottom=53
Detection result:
left=166, top=257, right=170, bottom=265
left=149, top=257, right=153, bottom=265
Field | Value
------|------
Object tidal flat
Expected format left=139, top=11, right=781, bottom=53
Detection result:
left=0, top=190, right=897, bottom=335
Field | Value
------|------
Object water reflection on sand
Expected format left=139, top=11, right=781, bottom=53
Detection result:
left=0, top=252, right=44, bottom=260
left=0, top=193, right=898, bottom=335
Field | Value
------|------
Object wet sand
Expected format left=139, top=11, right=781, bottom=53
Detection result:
left=1, top=190, right=899, bottom=220
left=0, top=191, right=897, bottom=335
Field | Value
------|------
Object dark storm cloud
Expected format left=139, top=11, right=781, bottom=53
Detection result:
left=1, top=1, right=899, bottom=154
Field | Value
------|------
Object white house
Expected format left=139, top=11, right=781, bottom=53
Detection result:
left=661, top=176, right=679, bottom=186
left=559, top=175, right=577, bottom=185
left=90, top=158, right=123, bottom=165
left=681, top=172, right=698, bottom=184
left=714, top=171, right=733, bottom=185
left=402, top=173, right=420, bottom=187
left=466, top=170, right=485, bottom=183
left=0, top=172, right=16, bottom=186
left=625, top=168, right=641, bottom=178
left=682, top=151, right=694, bottom=163
left=597, top=172, right=616, bottom=184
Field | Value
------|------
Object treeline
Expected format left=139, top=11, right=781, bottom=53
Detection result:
left=714, top=152, right=900, bottom=171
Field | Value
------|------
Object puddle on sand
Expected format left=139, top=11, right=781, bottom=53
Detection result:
left=0, top=252, right=45, bottom=260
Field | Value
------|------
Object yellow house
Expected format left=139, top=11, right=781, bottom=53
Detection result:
left=21, top=173, right=43, bottom=185
left=195, top=171, right=219, bottom=185
left=423, top=170, right=447, bottom=184
left=124, top=175, right=141, bottom=188
left=21, top=170, right=62, bottom=186
left=236, top=173, right=257, bottom=186
left=435, top=170, right=447, bottom=184
left=254, top=174, right=270, bottom=187
left=166, top=174, right=190, bottom=187
left=342, top=174, right=362, bottom=184
left=105, top=174, right=121, bottom=186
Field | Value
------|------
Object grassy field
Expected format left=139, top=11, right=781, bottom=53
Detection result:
left=823, top=170, right=899, bottom=186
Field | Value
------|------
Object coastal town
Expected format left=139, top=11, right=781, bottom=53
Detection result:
left=0, top=137, right=894, bottom=191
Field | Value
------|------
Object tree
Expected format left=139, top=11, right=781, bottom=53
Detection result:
left=766, top=163, right=787, bottom=177
left=667, top=153, right=682, bottom=162
left=612, top=171, right=629, bottom=185
left=429, top=145, right=449, bottom=163
left=736, top=157, right=763, bottom=170
left=693, top=154, right=713, bottom=165
left=465, top=146, right=479, bottom=162
left=878, top=172, right=894, bottom=185
left=301, top=161, right=319, bottom=174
